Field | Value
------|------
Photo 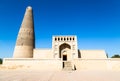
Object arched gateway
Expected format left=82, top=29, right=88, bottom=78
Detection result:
left=52, top=36, right=78, bottom=60
left=52, top=36, right=78, bottom=70
left=59, top=43, right=71, bottom=61
left=59, top=43, right=72, bottom=70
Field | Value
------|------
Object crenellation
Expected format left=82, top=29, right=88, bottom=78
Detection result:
left=53, top=36, right=76, bottom=42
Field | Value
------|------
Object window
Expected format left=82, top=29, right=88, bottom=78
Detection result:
left=64, top=38, right=66, bottom=41
left=55, top=38, right=57, bottom=41
left=63, top=55, right=67, bottom=61
left=67, top=38, right=69, bottom=41
left=73, top=37, right=75, bottom=41
left=58, top=38, right=60, bottom=41
left=61, top=38, right=63, bottom=41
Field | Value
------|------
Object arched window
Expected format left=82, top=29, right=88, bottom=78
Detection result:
left=67, top=38, right=69, bottom=41
left=59, top=43, right=71, bottom=58
left=61, top=38, right=63, bottom=41
left=64, top=38, right=66, bottom=41
left=55, top=38, right=57, bottom=41
left=73, top=37, right=75, bottom=41
left=58, top=38, right=60, bottom=41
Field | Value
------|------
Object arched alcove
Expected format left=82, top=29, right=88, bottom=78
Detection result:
left=59, top=43, right=71, bottom=58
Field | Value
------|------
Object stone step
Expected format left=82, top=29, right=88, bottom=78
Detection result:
left=64, top=63, right=72, bottom=67
left=63, top=61, right=72, bottom=71
left=63, top=67, right=72, bottom=71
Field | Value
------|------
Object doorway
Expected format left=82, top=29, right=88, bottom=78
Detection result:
left=63, top=55, right=67, bottom=68
left=59, top=43, right=71, bottom=58
left=63, top=55, right=67, bottom=61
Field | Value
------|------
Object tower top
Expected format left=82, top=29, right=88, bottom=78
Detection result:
left=27, top=6, right=32, bottom=10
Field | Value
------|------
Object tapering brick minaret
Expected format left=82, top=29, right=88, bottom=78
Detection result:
left=13, top=6, right=35, bottom=58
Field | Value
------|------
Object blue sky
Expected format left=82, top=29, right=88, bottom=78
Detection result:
left=0, top=0, right=120, bottom=58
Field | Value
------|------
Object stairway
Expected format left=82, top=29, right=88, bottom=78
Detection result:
left=63, top=61, right=72, bottom=71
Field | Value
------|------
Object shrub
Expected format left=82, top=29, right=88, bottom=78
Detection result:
left=111, top=54, right=120, bottom=58
left=0, top=58, right=2, bottom=64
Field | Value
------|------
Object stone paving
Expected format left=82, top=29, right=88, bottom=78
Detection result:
left=0, top=70, right=120, bottom=81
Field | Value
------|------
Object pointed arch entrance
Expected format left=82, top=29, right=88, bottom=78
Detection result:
left=59, top=43, right=73, bottom=70
left=59, top=43, right=71, bottom=61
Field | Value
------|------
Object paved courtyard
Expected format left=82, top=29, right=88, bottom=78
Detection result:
left=0, top=70, right=120, bottom=81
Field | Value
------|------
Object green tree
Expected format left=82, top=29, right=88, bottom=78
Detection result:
left=0, top=58, right=2, bottom=64
left=111, top=54, right=120, bottom=58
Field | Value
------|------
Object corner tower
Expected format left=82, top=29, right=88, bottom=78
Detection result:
left=13, top=6, right=35, bottom=58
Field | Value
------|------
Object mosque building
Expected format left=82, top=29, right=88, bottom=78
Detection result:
left=2, top=6, right=120, bottom=71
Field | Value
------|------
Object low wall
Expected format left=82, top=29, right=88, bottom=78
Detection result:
left=107, top=58, right=120, bottom=71
left=80, top=50, right=107, bottom=59
left=33, top=49, right=53, bottom=59
left=74, top=58, right=120, bottom=71
left=2, top=58, right=120, bottom=71
left=2, top=58, right=62, bottom=71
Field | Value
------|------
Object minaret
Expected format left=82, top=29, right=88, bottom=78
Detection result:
left=13, top=6, right=35, bottom=58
